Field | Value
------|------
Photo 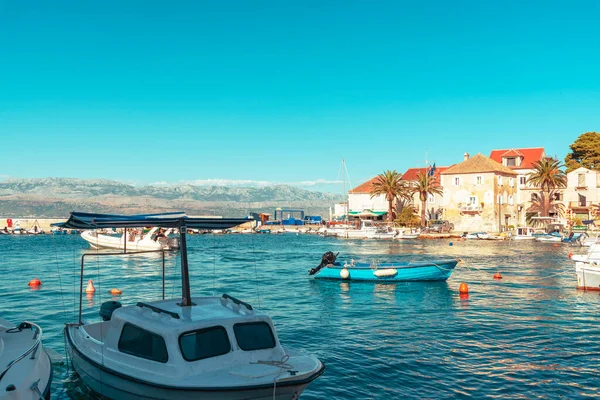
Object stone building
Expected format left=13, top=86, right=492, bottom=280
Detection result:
left=488, top=148, right=546, bottom=226
left=440, top=153, right=517, bottom=232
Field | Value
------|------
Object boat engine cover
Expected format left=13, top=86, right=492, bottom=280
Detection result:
left=100, top=301, right=122, bottom=321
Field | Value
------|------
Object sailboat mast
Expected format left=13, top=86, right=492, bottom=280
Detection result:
left=342, top=158, right=346, bottom=218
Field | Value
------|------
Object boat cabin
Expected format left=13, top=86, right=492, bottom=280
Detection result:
left=75, top=295, right=285, bottom=378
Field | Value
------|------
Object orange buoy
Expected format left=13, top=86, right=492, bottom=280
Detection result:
left=109, top=288, right=122, bottom=295
left=85, top=279, right=96, bottom=293
left=28, top=278, right=42, bottom=287
left=493, top=272, right=503, bottom=280
left=459, top=282, right=469, bottom=294
left=568, top=252, right=573, bottom=259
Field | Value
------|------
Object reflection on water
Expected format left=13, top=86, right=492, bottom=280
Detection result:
left=1, top=234, right=600, bottom=398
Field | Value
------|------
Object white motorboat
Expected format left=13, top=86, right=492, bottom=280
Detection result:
left=570, top=244, right=600, bottom=290
left=332, top=220, right=378, bottom=239
left=462, top=232, right=488, bottom=240
left=81, top=227, right=178, bottom=251
left=26, top=220, right=43, bottom=235
left=370, top=226, right=398, bottom=240
left=510, top=227, right=537, bottom=240
left=55, top=212, right=325, bottom=400
left=0, top=318, right=52, bottom=400
left=396, top=229, right=420, bottom=239
left=535, top=233, right=563, bottom=243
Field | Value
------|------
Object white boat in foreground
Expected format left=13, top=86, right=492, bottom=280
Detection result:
left=81, top=227, right=178, bottom=251
left=55, top=212, right=325, bottom=400
left=571, top=243, right=600, bottom=290
left=0, top=318, right=52, bottom=400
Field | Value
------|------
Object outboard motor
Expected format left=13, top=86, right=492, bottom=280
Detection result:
left=167, top=237, right=180, bottom=250
left=99, top=301, right=122, bottom=321
left=309, top=251, right=339, bottom=275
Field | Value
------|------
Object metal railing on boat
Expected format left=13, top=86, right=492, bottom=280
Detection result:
left=0, top=321, right=43, bottom=382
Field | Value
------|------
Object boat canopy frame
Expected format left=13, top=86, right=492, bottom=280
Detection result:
left=53, top=212, right=252, bottom=312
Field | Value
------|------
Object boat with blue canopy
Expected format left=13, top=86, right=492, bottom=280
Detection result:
left=53, top=211, right=325, bottom=400
left=309, top=252, right=459, bottom=282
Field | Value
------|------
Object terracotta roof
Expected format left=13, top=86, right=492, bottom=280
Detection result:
left=401, top=166, right=451, bottom=181
left=349, top=177, right=379, bottom=193
left=489, top=147, right=545, bottom=170
left=441, top=154, right=517, bottom=175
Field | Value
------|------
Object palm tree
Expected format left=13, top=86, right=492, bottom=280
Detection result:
left=410, top=172, right=444, bottom=229
left=526, top=190, right=565, bottom=226
left=370, top=170, right=410, bottom=223
left=527, top=157, right=567, bottom=217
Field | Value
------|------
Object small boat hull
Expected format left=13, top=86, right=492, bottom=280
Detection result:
left=313, top=259, right=459, bottom=282
left=81, top=230, right=175, bottom=252
left=575, top=261, right=600, bottom=290
left=0, top=320, right=53, bottom=400
left=66, top=325, right=322, bottom=400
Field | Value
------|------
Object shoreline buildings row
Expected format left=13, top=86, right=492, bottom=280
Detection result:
left=345, top=148, right=599, bottom=232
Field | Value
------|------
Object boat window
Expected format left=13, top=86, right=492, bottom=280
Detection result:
left=234, top=322, right=276, bottom=351
left=118, top=323, right=168, bottom=363
left=179, top=326, right=231, bottom=361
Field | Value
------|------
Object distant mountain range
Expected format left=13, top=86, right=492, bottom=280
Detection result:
left=0, top=178, right=344, bottom=218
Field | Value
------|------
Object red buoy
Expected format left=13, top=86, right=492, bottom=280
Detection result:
left=459, top=282, right=469, bottom=294
left=28, top=278, right=42, bottom=287
left=568, top=253, right=573, bottom=259
left=85, top=279, right=95, bottom=293
left=493, top=272, right=503, bottom=280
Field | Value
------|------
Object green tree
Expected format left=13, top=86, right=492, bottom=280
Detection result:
left=395, top=204, right=420, bottom=227
left=527, top=157, right=567, bottom=217
left=565, top=132, right=600, bottom=172
left=410, top=172, right=444, bottom=229
left=370, top=170, right=410, bottom=223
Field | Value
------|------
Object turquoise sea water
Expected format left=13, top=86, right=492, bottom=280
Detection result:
left=2, top=234, right=600, bottom=399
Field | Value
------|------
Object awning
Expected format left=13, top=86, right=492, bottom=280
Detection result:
left=52, top=211, right=251, bottom=230
left=348, top=210, right=387, bottom=217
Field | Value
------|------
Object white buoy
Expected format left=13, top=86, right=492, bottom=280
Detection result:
left=340, top=268, right=350, bottom=279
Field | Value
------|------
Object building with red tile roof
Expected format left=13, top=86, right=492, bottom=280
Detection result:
left=489, top=148, right=545, bottom=170
left=401, top=166, right=452, bottom=184
left=348, top=177, right=379, bottom=194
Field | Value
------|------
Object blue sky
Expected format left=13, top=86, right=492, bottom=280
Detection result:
left=1, top=0, right=599, bottom=192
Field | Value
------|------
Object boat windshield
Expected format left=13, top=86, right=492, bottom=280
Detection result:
left=179, top=326, right=231, bottom=361
left=233, top=322, right=276, bottom=351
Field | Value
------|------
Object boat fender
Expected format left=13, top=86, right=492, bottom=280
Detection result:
left=373, top=268, right=397, bottom=278
left=100, top=301, right=122, bottom=321
left=340, top=268, right=350, bottom=279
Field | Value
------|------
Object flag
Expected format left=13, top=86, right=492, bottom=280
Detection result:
left=428, top=162, right=436, bottom=177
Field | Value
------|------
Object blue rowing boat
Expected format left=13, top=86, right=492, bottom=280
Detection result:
left=309, top=252, right=459, bottom=282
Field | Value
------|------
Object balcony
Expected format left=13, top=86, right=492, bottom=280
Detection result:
left=460, top=205, right=482, bottom=215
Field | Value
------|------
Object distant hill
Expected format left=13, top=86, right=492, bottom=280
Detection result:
left=0, top=178, right=343, bottom=218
